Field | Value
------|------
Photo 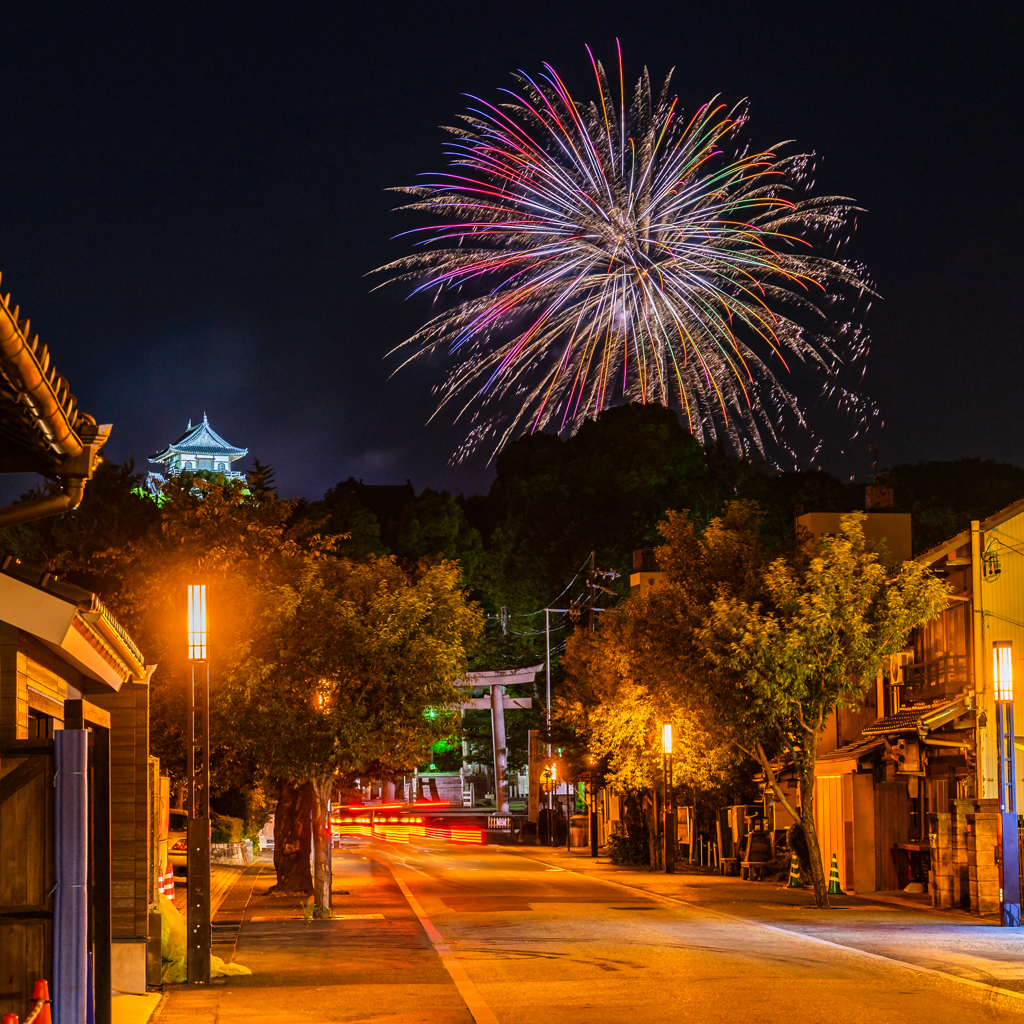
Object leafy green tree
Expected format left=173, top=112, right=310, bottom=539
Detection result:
left=651, top=506, right=947, bottom=907
left=561, top=600, right=747, bottom=867
left=391, top=488, right=483, bottom=582
left=223, top=554, right=482, bottom=912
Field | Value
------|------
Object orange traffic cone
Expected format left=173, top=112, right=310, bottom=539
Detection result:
left=4, top=1012, right=19, bottom=1024
left=32, top=979, right=51, bottom=1024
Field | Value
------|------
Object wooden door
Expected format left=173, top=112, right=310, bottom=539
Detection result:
left=0, top=739, right=55, bottom=1017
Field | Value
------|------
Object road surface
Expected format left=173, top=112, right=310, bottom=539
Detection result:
left=157, top=840, right=1024, bottom=1024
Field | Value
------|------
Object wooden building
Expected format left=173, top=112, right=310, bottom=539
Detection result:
left=776, top=499, right=1024, bottom=915
left=0, top=281, right=155, bottom=1022
left=0, top=562, right=153, bottom=1021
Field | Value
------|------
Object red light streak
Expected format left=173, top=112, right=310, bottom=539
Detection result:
left=332, top=817, right=482, bottom=846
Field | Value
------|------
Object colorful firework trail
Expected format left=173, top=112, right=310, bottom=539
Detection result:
left=378, top=48, right=876, bottom=464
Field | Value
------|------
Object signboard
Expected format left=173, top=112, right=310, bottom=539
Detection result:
left=488, top=816, right=512, bottom=831
left=677, top=806, right=693, bottom=845
left=528, top=729, right=541, bottom=823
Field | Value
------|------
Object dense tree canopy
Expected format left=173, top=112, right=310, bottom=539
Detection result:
left=562, top=504, right=948, bottom=904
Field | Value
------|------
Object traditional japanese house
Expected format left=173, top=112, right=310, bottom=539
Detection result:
left=790, top=498, right=1024, bottom=915
left=0, top=281, right=154, bottom=1022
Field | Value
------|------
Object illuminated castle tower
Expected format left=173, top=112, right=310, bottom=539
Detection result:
left=149, top=414, right=248, bottom=482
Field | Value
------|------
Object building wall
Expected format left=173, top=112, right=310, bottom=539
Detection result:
left=797, top=511, right=912, bottom=564
left=972, top=509, right=1024, bottom=801
left=90, top=682, right=150, bottom=941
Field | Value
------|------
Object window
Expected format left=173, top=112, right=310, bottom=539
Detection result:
left=28, top=708, right=54, bottom=739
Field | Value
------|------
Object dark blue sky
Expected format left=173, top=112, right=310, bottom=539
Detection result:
left=0, top=2, right=1018, bottom=499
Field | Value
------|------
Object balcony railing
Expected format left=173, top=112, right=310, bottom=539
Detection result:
left=905, top=654, right=970, bottom=700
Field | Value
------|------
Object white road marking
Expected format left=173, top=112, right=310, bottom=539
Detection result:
left=376, top=856, right=500, bottom=1024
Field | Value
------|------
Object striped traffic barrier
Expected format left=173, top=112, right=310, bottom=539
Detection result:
left=827, top=852, right=843, bottom=895
left=786, top=852, right=804, bottom=888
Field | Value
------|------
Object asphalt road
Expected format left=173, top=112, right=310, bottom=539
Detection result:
left=372, top=840, right=1024, bottom=1024
left=158, top=841, right=1024, bottom=1024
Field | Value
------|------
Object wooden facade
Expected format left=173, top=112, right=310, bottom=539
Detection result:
left=0, top=564, right=151, bottom=1020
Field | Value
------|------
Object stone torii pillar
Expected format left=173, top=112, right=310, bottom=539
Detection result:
left=457, top=665, right=541, bottom=813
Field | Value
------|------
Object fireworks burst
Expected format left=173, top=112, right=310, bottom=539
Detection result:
left=377, top=47, right=876, bottom=464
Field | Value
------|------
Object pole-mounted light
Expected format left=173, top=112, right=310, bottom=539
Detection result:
left=662, top=722, right=673, bottom=755
left=185, top=582, right=212, bottom=982
left=994, top=641, right=1013, bottom=703
left=992, top=639, right=1021, bottom=926
left=187, top=584, right=207, bottom=661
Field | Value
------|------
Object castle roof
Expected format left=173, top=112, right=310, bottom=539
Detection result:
left=149, top=414, right=247, bottom=464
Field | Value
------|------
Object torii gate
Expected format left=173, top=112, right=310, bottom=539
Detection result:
left=457, top=664, right=542, bottom=813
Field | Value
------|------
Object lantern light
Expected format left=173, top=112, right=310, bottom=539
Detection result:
left=187, top=584, right=207, bottom=661
left=662, top=722, right=673, bottom=756
left=549, top=763, right=557, bottom=783
left=994, top=641, right=1013, bottom=703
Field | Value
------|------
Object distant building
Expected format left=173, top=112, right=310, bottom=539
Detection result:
left=148, top=414, right=248, bottom=491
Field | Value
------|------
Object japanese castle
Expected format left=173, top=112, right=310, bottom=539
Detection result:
left=149, top=414, right=248, bottom=484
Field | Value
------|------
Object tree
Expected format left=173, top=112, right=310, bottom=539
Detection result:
left=223, top=553, right=482, bottom=913
left=650, top=506, right=947, bottom=907
left=560, top=596, right=747, bottom=868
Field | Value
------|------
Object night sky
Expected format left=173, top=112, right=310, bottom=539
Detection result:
left=0, top=2, right=1018, bottom=500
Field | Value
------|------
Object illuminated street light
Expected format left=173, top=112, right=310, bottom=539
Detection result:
left=994, top=641, right=1013, bottom=703
left=662, top=723, right=675, bottom=874
left=992, top=640, right=1020, bottom=928
left=186, top=583, right=212, bottom=982
left=187, top=583, right=207, bottom=660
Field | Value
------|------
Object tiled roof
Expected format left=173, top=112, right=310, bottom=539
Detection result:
left=818, top=736, right=885, bottom=763
left=150, top=413, right=247, bottom=463
left=862, top=697, right=966, bottom=736
left=0, top=281, right=109, bottom=475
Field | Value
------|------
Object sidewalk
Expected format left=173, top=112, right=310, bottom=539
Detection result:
left=153, top=851, right=473, bottom=1024
left=503, top=844, right=1024, bottom=997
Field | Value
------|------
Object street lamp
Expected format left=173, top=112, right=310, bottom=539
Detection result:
left=548, top=762, right=557, bottom=848
left=587, top=755, right=599, bottom=859
left=993, top=641, right=1020, bottom=927
left=186, top=584, right=212, bottom=983
left=662, top=723, right=675, bottom=874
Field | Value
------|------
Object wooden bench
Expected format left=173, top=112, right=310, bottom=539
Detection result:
left=741, top=860, right=768, bottom=881
left=719, top=857, right=739, bottom=877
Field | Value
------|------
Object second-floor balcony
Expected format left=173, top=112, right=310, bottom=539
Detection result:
left=904, top=654, right=971, bottom=701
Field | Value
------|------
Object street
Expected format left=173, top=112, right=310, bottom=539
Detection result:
left=155, top=840, right=1024, bottom=1024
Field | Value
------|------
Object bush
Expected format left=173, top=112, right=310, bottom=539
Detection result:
left=211, top=813, right=244, bottom=844
left=607, top=820, right=650, bottom=866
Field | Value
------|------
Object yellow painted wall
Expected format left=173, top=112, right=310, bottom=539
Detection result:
left=797, top=511, right=912, bottom=564
left=972, top=508, right=1024, bottom=801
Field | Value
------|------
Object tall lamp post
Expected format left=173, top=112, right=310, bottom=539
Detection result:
left=186, top=584, right=212, bottom=983
left=546, top=762, right=556, bottom=847
left=994, top=641, right=1020, bottom=927
left=662, top=723, right=675, bottom=874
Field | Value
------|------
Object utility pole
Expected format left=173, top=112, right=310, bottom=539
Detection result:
left=588, top=550, right=596, bottom=631
left=545, top=608, right=552, bottom=846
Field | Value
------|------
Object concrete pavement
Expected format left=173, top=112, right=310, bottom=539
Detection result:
left=150, top=841, right=1024, bottom=1024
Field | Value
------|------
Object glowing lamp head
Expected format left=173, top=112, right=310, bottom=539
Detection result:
left=187, top=584, right=207, bottom=661
left=993, top=641, right=1013, bottom=703
left=662, top=723, right=673, bottom=755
